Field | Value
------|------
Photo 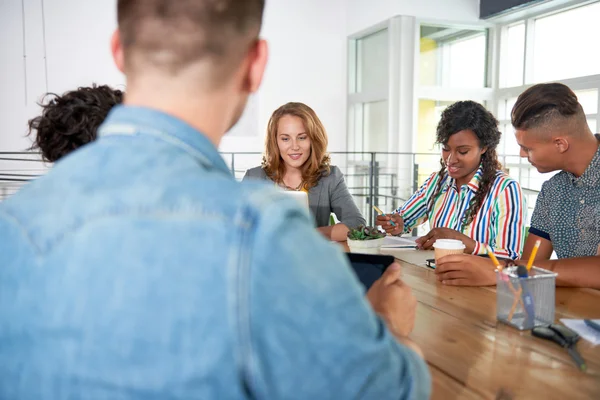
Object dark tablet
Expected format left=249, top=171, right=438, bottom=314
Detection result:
left=346, top=253, right=395, bottom=290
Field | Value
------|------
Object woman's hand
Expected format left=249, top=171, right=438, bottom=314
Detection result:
left=435, top=254, right=497, bottom=286
left=317, top=223, right=349, bottom=242
left=415, top=227, right=476, bottom=253
left=375, top=214, right=404, bottom=236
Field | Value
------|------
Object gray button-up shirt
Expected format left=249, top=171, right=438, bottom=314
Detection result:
left=529, top=134, right=600, bottom=258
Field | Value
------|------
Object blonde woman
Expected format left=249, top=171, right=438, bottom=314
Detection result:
left=244, top=102, right=365, bottom=241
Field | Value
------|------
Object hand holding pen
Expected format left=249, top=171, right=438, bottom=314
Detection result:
left=374, top=206, right=405, bottom=236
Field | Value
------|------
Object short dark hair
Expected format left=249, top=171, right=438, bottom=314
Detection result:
left=511, top=83, right=585, bottom=130
left=28, top=85, right=123, bottom=163
left=117, top=0, right=265, bottom=84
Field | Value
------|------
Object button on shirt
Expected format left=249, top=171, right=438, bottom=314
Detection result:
left=529, top=134, right=600, bottom=258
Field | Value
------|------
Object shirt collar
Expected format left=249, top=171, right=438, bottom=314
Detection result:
left=98, top=105, right=231, bottom=176
left=447, top=166, right=483, bottom=193
left=567, top=134, right=600, bottom=187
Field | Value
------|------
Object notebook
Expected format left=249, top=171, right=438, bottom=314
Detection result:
left=381, top=235, right=418, bottom=248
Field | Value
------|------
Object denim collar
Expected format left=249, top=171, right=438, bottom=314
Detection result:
left=98, top=105, right=231, bottom=177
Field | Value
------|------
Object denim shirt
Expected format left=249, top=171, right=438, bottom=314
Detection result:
left=0, top=106, right=430, bottom=399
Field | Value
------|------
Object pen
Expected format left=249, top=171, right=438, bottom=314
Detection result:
left=516, top=265, right=536, bottom=327
left=373, top=205, right=396, bottom=227
left=584, top=319, right=600, bottom=333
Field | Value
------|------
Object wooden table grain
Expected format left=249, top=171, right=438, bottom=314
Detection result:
left=342, top=244, right=600, bottom=399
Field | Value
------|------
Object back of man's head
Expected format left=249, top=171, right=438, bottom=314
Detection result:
left=511, top=83, right=588, bottom=137
left=116, top=0, right=265, bottom=89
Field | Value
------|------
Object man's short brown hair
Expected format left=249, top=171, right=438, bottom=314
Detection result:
left=117, top=0, right=265, bottom=84
left=511, top=83, right=586, bottom=131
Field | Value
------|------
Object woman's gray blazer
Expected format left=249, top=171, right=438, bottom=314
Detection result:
left=242, top=166, right=366, bottom=229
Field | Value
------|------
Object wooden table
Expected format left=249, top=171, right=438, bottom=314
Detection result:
left=350, top=245, right=600, bottom=399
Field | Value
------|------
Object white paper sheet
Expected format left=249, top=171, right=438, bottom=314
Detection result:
left=381, top=236, right=418, bottom=248
left=560, top=319, right=600, bottom=345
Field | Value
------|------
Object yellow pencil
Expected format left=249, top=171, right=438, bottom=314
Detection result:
left=486, top=245, right=501, bottom=270
left=373, top=205, right=396, bottom=226
left=526, top=240, right=541, bottom=271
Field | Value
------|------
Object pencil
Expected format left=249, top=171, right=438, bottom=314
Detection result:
left=373, top=205, right=396, bottom=226
left=486, top=245, right=501, bottom=270
left=526, top=240, right=541, bottom=271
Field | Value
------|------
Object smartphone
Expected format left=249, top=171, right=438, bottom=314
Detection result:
left=346, top=253, right=395, bottom=290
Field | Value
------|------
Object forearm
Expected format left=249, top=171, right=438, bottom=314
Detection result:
left=535, top=256, right=600, bottom=288
left=459, top=237, right=477, bottom=254
left=317, top=223, right=349, bottom=242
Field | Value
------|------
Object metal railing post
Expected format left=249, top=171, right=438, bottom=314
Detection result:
left=412, top=153, right=419, bottom=194
left=230, top=153, right=236, bottom=176
left=369, top=152, right=375, bottom=226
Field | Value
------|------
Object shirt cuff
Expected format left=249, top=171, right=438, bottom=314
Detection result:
left=528, top=227, right=550, bottom=241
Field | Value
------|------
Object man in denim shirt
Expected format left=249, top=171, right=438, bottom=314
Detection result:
left=0, top=1, right=430, bottom=398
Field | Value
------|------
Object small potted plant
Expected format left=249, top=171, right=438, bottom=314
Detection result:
left=347, top=225, right=386, bottom=254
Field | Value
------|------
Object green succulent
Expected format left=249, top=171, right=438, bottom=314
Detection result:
left=347, top=225, right=385, bottom=241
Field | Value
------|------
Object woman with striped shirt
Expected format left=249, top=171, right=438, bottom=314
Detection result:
left=377, top=101, right=526, bottom=260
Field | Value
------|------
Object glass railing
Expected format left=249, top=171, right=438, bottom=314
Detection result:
left=1, top=151, right=542, bottom=228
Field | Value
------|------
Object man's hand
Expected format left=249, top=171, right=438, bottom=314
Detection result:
left=416, top=227, right=476, bottom=253
left=367, top=263, right=417, bottom=338
left=435, top=254, right=497, bottom=286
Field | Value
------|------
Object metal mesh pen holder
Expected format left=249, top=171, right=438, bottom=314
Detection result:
left=496, top=266, right=558, bottom=330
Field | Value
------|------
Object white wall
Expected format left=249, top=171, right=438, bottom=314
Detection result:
left=220, top=0, right=348, bottom=155
left=0, top=0, right=122, bottom=154
left=1, top=0, right=481, bottom=160
left=0, top=0, right=349, bottom=162
left=346, top=0, right=481, bottom=35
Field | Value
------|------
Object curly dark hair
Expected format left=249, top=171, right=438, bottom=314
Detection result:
left=28, top=84, right=124, bottom=162
left=427, top=101, right=502, bottom=230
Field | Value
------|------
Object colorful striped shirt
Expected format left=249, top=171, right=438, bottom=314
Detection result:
left=396, top=168, right=526, bottom=259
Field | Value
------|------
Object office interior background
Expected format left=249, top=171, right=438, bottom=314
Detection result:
left=1, top=0, right=599, bottom=232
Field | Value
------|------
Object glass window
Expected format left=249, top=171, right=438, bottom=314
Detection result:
left=575, top=89, right=598, bottom=115
left=501, top=123, right=521, bottom=156
left=497, top=97, right=519, bottom=121
left=499, top=90, right=596, bottom=125
left=588, top=119, right=597, bottom=133
left=356, top=30, right=388, bottom=93
left=347, top=104, right=364, bottom=152
left=363, top=101, right=388, bottom=152
left=532, top=2, right=600, bottom=83
left=500, top=23, right=525, bottom=88
left=420, top=25, right=488, bottom=88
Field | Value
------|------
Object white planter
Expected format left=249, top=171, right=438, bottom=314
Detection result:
left=347, top=237, right=385, bottom=254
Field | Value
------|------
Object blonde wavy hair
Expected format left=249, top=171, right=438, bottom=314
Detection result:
left=262, top=102, right=331, bottom=189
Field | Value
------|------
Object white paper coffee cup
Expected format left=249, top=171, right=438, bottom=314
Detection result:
left=433, top=239, right=466, bottom=263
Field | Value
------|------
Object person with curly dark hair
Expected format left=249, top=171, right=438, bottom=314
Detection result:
left=378, top=100, right=526, bottom=261
left=28, top=84, right=124, bottom=162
